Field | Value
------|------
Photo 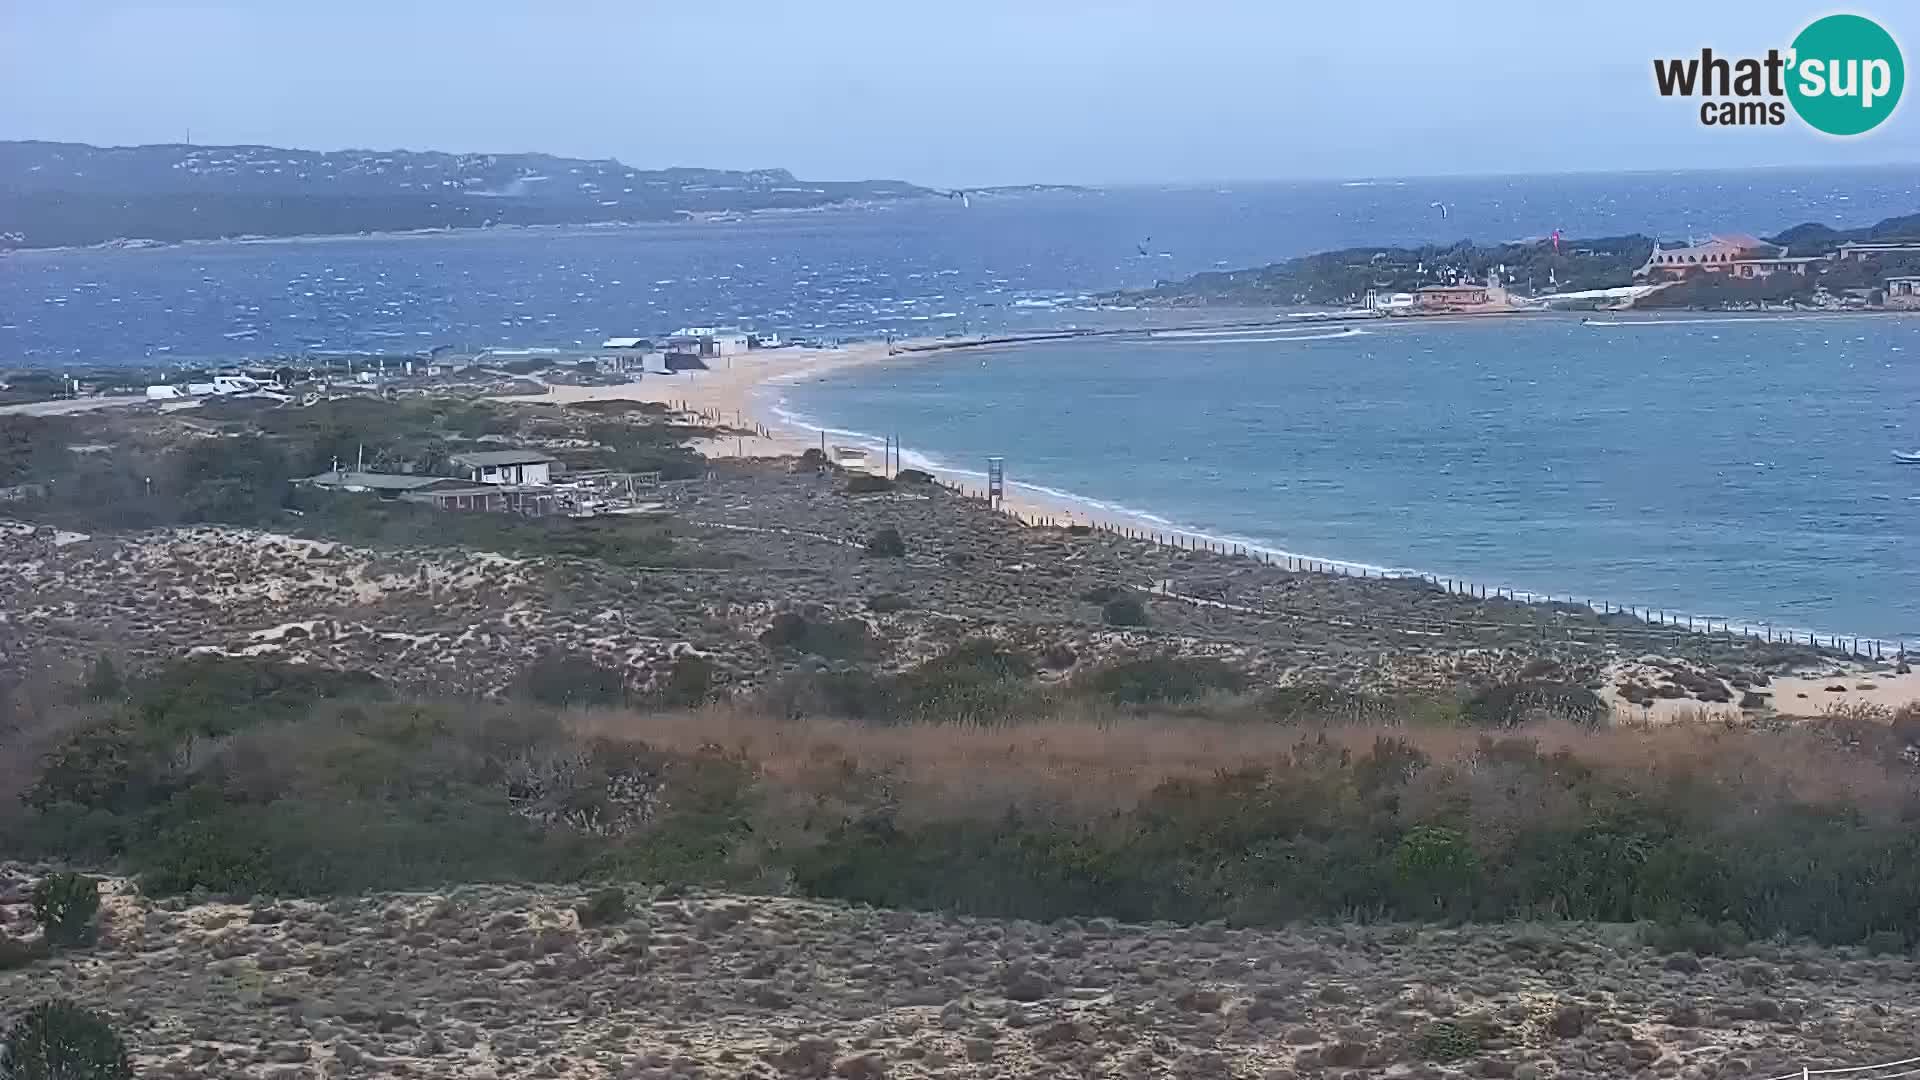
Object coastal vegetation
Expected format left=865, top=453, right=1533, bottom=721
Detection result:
left=1, top=1000, right=132, bottom=1080
left=4, top=654, right=1917, bottom=952
left=1127, top=209, right=1920, bottom=308
left=1134, top=235, right=1655, bottom=307
left=4, top=379, right=1916, bottom=1074
left=0, top=396, right=710, bottom=548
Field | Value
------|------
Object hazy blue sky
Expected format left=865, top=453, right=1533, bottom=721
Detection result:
left=4, top=1, right=1917, bottom=186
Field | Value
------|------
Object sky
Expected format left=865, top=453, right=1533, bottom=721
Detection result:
left=4, top=1, right=1918, bottom=187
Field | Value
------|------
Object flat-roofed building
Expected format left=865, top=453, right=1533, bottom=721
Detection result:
left=448, top=449, right=557, bottom=486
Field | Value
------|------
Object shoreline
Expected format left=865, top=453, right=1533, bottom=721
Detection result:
left=499, top=334, right=1919, bottom=661
left=492, top=336, right=1131, bottom=528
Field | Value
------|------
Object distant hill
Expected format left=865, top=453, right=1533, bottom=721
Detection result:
left=1120, top=234, right=1656, bottom=308
left=0, top=140, right=937, bottom=250
left=1121, top=208, right=1920, bottom=307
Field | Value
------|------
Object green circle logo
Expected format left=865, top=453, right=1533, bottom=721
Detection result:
left=1787, top=14, right=1904, bottom=135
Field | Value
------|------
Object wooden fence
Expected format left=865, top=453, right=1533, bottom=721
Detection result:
left=940, top=481, right=1907, bottom=663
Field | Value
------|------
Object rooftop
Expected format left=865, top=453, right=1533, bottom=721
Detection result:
left=301, top=470, right=451, bottom=492
left=449, top=449, right=559, bottom=468
left=601, top=337, right=650, bottom=349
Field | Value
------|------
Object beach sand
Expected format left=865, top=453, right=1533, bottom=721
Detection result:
left=1599, top=658, right=1920, bottom=722
left=1768, top=668, right=1920, bottom=715
left=493, top=339, right=1125, bottom=528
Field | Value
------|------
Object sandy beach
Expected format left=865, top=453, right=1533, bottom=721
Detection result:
left=1599, top=658, right=1920, bottom=722
left=493, top=339, right=1127, bottom=528
left=496, top=340, right=897, bottom=458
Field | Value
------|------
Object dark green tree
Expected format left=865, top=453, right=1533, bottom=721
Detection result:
left=1, top=1000, right=132, bottom=1080
left=29, top=875, right=100, bottom=948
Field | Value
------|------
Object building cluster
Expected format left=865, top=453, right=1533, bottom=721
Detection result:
left=1635, top=235, right=1920, bottom=307
left=299, top=448, right=670, bottom=518
left=596, top=327, right=782, bottom=374
left=1635, top=233, right=1824, bottom=279
left=1374, top=234, right=1920, bottom=316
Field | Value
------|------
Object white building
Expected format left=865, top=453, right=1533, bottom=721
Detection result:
left=599, top=337, right=658, bottom=373
left=448, top=449, right=557, bottom=486
left=1837, top=241, right=1920, bottom=262
left=667, top=326, right=751, bottom=357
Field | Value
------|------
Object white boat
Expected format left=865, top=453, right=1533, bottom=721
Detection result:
left=1894, top=451, right=1920, bottom=465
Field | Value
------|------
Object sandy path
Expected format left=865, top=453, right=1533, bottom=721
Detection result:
left=0, top=394, right=148, bottom=416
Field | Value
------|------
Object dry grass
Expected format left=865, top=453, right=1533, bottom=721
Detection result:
left=567, top=704, right=1920, bottom=825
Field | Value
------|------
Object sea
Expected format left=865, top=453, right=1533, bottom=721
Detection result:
left=3, top=166, right=1918, bottom=641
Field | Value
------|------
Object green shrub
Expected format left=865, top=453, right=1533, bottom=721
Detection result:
left=1416, top=1020, right=1483, bottom=1062
left=129, top=655, right=386, bottom=742
left=845, top=473, right=893, bottom=494
left=1393, top=827, right=1480, bottom=917
left=1261, top=685, right=1402, bottom=725
left=1101, top=594, right=1148, bottom=627
left=1465, top=680, right=1605, bottom=728
left=80, top=657, right=123, bottom=702
left=1079, top=655, right=1247, bottom=705
left=29, top=874, right=100, bottom=947
left=519, top=651, right=625, bottom=707
left=919, top=639, right=1035, bottom=682
left=657, top=654, right=719, bottom=708
left=574, top=886, right=631, bottom=928
left=894, top=468, right=934, bottom=484
left=759, top=611, right=873, bottom=660
left=1642, top=916, right=1748, bottom=956
left=134, top=794, right=576, bottom=897
left=0, top=934, right=49, bottom=971
left=1, top=1000, right=131, bottom=1080
left=24, top=725, right=143, bottom=814
left=1861, top=929, right=1909, bottom=955
left=762, top=639, right=1045, bottom=725
left=865, top=527, right=907, bottom=557
left=138, top=812, right=276, bottom=896
left=866, top=591, right=912, bottom=613
left=173, top=433, right=291, bottom=525
left=876, top=640, right=1046, bottom=725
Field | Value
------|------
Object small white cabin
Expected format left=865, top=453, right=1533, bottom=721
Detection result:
left=448, top=449, right=557, bottom=486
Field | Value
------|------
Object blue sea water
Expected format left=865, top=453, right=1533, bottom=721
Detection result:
left=4, top=165, right=1920, bottom=364
left=780, top=315, right=1920, bottom=643
left=3, top=165, right=1918, bottom=639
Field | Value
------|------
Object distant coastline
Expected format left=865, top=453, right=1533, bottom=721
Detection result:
left=1123, top=208, right=1920, bottom=313
left=0, top=138, right=959, bottom=253
left=0, top=190, right=1100, bottom=259
left=0, top=200, right=918, bottom=259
